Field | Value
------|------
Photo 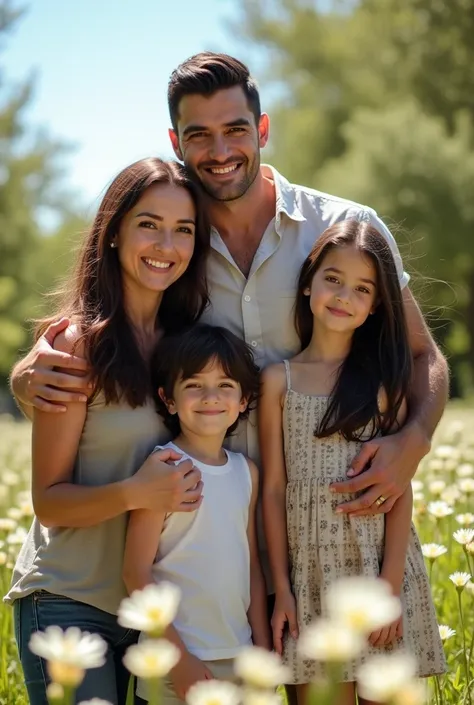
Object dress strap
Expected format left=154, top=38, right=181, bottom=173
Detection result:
left=283, top=359, right=292, bottom=391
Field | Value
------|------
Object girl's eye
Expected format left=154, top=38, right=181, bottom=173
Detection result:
left=357, top=287, right=371, bottom=295
left=325, top=276, right=339, bottom=284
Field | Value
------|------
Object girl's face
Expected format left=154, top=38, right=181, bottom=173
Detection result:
left=113, top=182, right=196, bottom=298
left=305, top=244, right=378, bottom=333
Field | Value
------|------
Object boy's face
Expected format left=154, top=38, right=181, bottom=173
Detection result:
left=160, top=357, right=248, bottom=438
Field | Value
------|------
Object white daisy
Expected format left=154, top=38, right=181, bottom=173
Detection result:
left=421, top=543, right=447, bottom=560
left=453, top=528, right=474, bottom=546
left=29, top=626, right=107, bottom=687
left=118, top=582, right=181, bottom=635
left=438, top=625, right=456, bottom=641
left=357, top=653, right=417, bottom=701
left=427, top=501, right=453, bottom=519
left=325, top=577, right=401, bottom=635
left=455, top=513, right=474, bottom=526
left=123, top=639, right=180, bottom=679
left=457, top=464, right=474, bottom=478
left=449, top=572, right=472, bottom=590
left=298, top=619, right=364, bottom=662
left=186, top=680, right=241, bottom=705
left=428, top=480, right=446, bottom=496
left=459, top=478, right=474, bottom=495
left=234, top=647, right=290, bottom=689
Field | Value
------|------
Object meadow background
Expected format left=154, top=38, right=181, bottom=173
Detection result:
left=1, top=0, right=474, bottom=703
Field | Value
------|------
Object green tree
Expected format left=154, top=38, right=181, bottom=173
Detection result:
left=237, top=0, right=474, bottom=391
left=0, top=2, right=83, bottom=389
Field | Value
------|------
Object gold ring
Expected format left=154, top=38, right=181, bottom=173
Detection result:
left=375, top=495, right=386, bottom=507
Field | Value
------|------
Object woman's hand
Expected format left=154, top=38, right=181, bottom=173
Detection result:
left=11, top=317, right=91, bottom=413
left=126, top=448, right=204, bottom=513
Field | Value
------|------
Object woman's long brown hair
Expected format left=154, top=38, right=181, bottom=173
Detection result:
left=36, top=158, right=210, bottom=407
left=295, top=219, right=412, bottom=440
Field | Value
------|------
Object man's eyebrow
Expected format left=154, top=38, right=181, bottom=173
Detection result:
left=135, top=211, right=195, bottom=225
left=182, top=117, right=252, bottom=137
left=324, top=266, right=376, bottom=286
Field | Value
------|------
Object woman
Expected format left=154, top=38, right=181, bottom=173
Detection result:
left=5, top=158, right=210, bottom=705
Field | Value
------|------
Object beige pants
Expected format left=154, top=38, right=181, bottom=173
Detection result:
left=137, top=658, right=236, bottom=704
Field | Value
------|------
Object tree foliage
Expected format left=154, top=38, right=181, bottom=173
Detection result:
left=236, top=0, right=474, bottom=391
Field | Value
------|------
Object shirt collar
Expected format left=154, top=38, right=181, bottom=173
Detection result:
left=262, top=164, right=306, bottom=227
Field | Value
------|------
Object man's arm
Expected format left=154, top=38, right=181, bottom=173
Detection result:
left=10, top=318, right=91, bottom=417
left=331, top=287, right=449, bottom=515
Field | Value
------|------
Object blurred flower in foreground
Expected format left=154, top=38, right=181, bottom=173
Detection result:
left=434, top=445, right=459, bottom=460
left=123, top=639, right=180, bottom=679
left=234, top=647, right=290, bottom=690
left=411, top=480, right=424, bottom=493
left=298, top=619, right=364, bottom=661
left=449, top=572, right=472, bottom=591
left=459, top=478, right=474, bottom=495
left=455, top=513, right=474, bottom=526
left=325, top=577, right=401, bottom=634
left=392, top=679, right=427, bottom=705
left=0, top=518, right=17, bottom=532
left=453, top=528, right=474, bottom=546
left=428, top=480, right=446, bottom=496
left=357, top=653, right=416, bottom=702
left=186, top=680, right=241, bottom=705
left=438, top=625, right=456, bottom=641
left=118, top=582, right=181, bottom=635
left=241, top=691, right=282, bottom=705
left=29, top=626, right=107, bottom=687
left=78, top=700, right=113, bottom=705
left=441, top=486, right=461, bottom=505
left=457, top=464, right=474, bottom=478
left=421, top=544, right=447, bottom=560
left=466, top=543, right=474, bottom=555
left=466, top=581, right=474, bottom=595
left=428, top=501, right=453, bottom=519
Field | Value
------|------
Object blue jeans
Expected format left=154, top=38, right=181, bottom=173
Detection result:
left=14, top=591, right=146, bottom=705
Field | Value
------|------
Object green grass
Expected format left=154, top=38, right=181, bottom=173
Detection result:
left=0, top=407, right=473, bottom=704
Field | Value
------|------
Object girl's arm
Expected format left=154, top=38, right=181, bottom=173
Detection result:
left=259, top=364, right=298, bottom=654
left=32, top=326, right=199, bottom=528
left=246, top=458, right=271, bottom=650
left=380, top=396, right=411, bottom=595
left=259, top=364, right=290, bottom=594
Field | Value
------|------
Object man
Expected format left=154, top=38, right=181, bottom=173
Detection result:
left=11, top=52, right=447, bottom=585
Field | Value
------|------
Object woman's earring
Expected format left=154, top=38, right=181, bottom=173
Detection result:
left=110, top=242, right=117, bottom=248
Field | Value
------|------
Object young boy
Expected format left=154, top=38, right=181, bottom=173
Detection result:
left=123, top=324, right=270, bottom=704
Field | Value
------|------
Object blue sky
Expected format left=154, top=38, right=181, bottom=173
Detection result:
left=5, top=0, right=269, bottom=212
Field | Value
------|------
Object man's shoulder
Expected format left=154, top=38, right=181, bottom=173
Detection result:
left=290, top=179, right=376, bottom=220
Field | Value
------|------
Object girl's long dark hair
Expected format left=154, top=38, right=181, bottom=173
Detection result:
left=295, top=219, right=412, bottom=441
left=36, top=158, right=210, bottom=407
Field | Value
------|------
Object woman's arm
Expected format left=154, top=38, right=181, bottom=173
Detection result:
left=32, top=327, right=203, bottom=528
left=246, top=458, right=271, bottom=650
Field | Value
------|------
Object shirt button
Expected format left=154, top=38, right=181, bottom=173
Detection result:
left=251, top=340, right=258, bottom=348
left=244, top=295, right=251, bottom=302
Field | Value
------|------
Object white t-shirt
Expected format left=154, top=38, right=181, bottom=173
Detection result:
left=152, top=441, right=253, bottom=659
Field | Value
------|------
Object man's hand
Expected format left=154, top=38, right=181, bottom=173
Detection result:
left=11, top=318, right=90, bottom=413
left=271, top=589, right=299, bottom=655
left=330, top=424, right=430, bottom=517
left=170, top=652, right=213, bottom=700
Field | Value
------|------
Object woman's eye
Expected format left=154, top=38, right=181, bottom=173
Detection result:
left=177, top=227, right=193, bottom=235
left=138, top=221, right=155, bottom=229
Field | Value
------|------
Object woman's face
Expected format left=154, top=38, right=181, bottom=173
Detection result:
left=113, top=182, right=196, bottom=298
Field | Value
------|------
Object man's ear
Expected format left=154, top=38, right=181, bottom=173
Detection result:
left=169, top=129, right=183, bottom=161
left=258, top=113, right=270, bottom=149
left=159, top=387, right=177, bottom=414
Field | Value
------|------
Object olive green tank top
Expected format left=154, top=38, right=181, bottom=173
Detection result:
left=5, top=392, right=171, bottom=615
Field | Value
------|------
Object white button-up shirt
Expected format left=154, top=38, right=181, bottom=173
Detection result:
left=202, top=165, right=408, bottom=463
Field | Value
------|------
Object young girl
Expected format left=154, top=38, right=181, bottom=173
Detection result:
left=123, top=323, right=270, bottom=705
left=259, top=220, right=445, bottom=705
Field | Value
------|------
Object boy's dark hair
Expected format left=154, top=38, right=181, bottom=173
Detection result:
left=168, top=52, right=261, bottom=132
left=150, top=324, right=260, bottom=437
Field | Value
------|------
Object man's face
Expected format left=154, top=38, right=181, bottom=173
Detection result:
left=170, top=86, right=269, bottom=202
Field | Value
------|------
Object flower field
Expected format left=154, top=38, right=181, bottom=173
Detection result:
left=0, top=407, right=473, bottom=705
